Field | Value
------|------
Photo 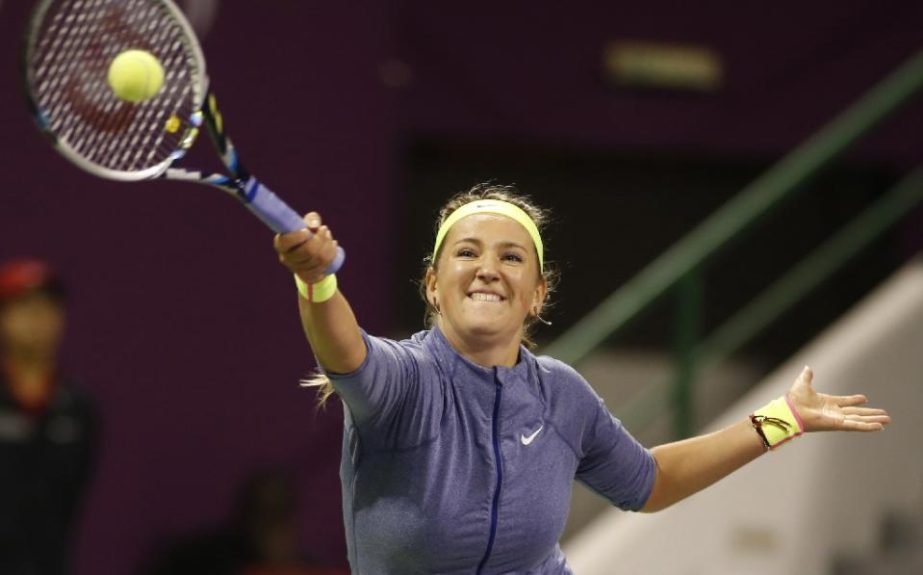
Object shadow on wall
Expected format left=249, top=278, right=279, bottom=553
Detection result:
left=141, top=467, right=348, bottom=575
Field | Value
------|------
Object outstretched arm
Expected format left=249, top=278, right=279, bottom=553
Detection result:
left=640, top=367, right=890, bottom=512
left=274, top=212, right=366, bottom=374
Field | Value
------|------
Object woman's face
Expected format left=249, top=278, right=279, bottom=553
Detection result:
left=426, top=213, right=546, bottom=351
left=0, top=291, right=66, bottom=359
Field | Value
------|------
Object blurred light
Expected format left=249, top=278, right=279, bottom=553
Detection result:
left=179, top=0, right=220, bottom=39
left=604, top=41, right=723, bottom=92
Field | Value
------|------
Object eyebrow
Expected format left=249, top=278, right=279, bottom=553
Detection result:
left=452, top=238, right=528, bottom=250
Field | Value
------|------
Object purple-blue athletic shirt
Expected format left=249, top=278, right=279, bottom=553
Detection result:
left=327, top=327, right=656, bottom=574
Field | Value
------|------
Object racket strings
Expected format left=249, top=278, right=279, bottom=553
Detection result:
left=27, top=0, right=202, bottom=176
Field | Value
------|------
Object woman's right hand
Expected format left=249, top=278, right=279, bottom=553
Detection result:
left=273, top=212, right=340, bottom=284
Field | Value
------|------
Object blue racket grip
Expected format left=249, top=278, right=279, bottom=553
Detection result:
left=243, top=178, right=345, bottom=275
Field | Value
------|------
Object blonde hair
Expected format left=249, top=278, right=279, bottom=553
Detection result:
left=304, top=182, right=557, bottom=406
left=301, top=370, right=336, bottom=407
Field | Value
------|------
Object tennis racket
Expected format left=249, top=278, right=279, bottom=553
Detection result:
left=22, top=0, right=345, bottom=274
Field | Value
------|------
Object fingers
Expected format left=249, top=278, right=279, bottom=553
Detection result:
left=274, top=228, right=312, bottom=254
left=844, top=414, right=891, bottom=426
left=841, top=406, right=888, bottom=417
left=840, top=418, right=888, bottom=432
left=274, top=213, right=325, bottom=250
left=790, top=366, right=815, bottom=397
left=304, top=211, right=322, bottom=232
left=285, top=228, right=332, bottom=264
left=273, top=213, right=338, bottom=282
left=842, top=417, right=891, bottom=431
left=838, top=406, right=891, bottom=432
left=834, top=394, right=869, bottom=407
left=801, top=365, right=813, bottom=384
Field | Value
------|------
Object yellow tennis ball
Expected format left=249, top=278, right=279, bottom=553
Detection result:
left=107, top=49, right=164, bottom=103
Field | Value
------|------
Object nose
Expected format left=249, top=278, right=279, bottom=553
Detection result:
left=476, top=256, right=500, bottom=282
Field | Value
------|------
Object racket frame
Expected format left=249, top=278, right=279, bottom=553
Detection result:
left=22, top=0, right=345, bottom=274
left=22, top=0, right=209, bottom=184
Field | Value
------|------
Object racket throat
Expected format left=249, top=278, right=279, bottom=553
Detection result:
left=239, top=177, right=307, bottom=234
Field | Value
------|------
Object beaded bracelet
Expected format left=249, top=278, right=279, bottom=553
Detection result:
left=750, top=395, right=805, bottom=451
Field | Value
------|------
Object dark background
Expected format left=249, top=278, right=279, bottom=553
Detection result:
left=0, top=1, right=920, bottom=573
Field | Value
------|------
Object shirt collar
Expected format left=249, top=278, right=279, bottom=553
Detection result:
left=423, top=325, right=535, bottom=385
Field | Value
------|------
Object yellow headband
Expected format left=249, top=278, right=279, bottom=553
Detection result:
left=432, top=199, right=544, bottom=271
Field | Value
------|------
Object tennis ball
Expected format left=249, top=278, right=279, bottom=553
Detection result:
left=107, top=49, right=164, bottom=103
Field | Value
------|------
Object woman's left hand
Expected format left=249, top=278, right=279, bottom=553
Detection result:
left=787, top=366, right=891, bottom=433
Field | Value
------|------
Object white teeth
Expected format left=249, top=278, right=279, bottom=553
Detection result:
left=470, top=292, right=501, bottom=302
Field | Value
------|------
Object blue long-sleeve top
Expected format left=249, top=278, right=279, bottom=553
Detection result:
left=328, top=327, right=655, bottom=574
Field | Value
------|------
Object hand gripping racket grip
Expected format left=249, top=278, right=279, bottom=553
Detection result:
left=243, top=178, right=345, bottom=275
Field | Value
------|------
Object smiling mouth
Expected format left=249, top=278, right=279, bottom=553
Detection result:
left=469, top=292, right=503, bottom=302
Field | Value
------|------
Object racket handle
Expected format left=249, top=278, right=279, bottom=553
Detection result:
left=243, top=178, right=345, bottom=275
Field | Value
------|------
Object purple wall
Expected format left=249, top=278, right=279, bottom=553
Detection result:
left=394, top=1, right=922, bottom=165
left=2, top=1, right=396, bottom=572
left=0, top=2, right=920, bottom=574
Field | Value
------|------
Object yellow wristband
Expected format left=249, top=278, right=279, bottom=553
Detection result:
left=294, top=274, right=338, bottom=303
left=751, top=395, right=805, bottom=450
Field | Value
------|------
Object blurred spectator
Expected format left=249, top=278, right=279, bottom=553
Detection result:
left=0, top=258, right=99, bottom=575
left=144, top=468, right=346, bottom=575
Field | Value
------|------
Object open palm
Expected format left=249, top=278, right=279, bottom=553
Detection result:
left=786, top=367, right=891, bottom=432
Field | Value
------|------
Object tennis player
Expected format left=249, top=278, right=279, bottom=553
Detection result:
left=274, top=184, right=890, bottom=574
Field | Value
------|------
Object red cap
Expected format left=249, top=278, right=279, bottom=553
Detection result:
left=0, top=259, right=65, bottom=303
